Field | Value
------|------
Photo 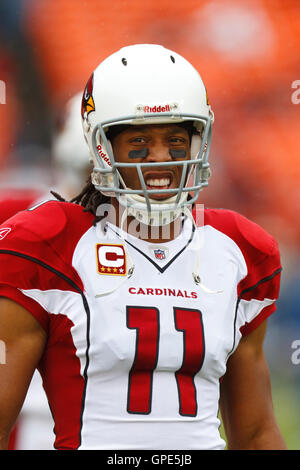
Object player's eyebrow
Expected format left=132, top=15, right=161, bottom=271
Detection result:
left=125, top=126, right=189, bottom=135
left=167, top=127, right=189, bottom=135
left=123, top=126, right=145, bottom=134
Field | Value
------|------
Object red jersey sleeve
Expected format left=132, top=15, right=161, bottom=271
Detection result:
left=202, top=208, right=282, bottom=336
left=0, top=200, right=94, bottom=331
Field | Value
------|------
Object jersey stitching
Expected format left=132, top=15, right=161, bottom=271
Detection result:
left=228, top=266, right=282, bottom=358
left=238, top=267, right=282, bottom=298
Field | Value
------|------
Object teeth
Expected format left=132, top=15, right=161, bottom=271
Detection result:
left=146, top=178, right=170, bottom=187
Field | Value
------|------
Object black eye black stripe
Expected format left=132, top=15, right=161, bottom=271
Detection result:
left=169, top=149, right=186, bottom=159
left=128, top=148, right=149, bottom=159
left=127, top=149, right=187, bottom=160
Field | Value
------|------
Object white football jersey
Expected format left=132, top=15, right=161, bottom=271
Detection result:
left=0, top=201, right=281, bottom=450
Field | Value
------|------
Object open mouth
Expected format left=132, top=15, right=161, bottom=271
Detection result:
left=143, top=171, right=175, bottom=198
left=146, top=177, right=171, bottom=188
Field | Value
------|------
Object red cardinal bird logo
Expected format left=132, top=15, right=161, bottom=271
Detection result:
left=81, top=73, right=95, bottom=119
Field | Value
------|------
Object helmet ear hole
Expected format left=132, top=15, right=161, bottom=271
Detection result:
left=190, top=134, right=202, bottom=159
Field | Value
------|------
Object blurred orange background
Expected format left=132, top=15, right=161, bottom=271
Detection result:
left=1, top=0, right=299, bottom=249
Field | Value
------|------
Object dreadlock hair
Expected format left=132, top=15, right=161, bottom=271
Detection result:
left=51, top=175, right=110, bottom=226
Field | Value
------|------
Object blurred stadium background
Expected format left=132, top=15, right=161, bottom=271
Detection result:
left=0, top=0, right=299, bottom=449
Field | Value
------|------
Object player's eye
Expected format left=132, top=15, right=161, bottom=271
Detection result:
left=129, top=136, right=147, bottom=144
left=168, top=136, right=187, bottom=144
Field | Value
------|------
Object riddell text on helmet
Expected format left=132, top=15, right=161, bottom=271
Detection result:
left=144, top=105, right=170, bottom=113
left=97, top=144, right=111, bottom=166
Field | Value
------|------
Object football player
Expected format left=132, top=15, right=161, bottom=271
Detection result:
left=0, top=44, right=286, bottom=450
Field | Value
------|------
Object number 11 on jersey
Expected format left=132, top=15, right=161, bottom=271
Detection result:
left=126, top=306, right=205, bottom=416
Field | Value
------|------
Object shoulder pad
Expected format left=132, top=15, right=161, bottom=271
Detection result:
left=199, top=208, right=281, bottom=297
left=201, top=208, right=277, bottom=261
left=0, top=200, right=94, bottom=266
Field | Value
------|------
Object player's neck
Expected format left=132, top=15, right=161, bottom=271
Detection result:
left=108, top=199, right=182, bottom=243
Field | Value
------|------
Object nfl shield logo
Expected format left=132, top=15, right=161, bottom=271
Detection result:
left=154, top=249, right=166, bottom=260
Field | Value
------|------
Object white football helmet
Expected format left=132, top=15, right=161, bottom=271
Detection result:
left=81, top=44, right=214, bottom=226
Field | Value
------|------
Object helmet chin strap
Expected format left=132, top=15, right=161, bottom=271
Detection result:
left=122, top=193, right=188, bottom=227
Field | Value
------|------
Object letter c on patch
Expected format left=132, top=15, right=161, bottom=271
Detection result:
left=98, top=245, right=125, bottom=268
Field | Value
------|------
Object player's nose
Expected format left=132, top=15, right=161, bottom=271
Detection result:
left=145, top=143, right=172, bottom=163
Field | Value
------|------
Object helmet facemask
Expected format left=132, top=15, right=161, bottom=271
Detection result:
left=90, top=115, right=212, bottom=226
